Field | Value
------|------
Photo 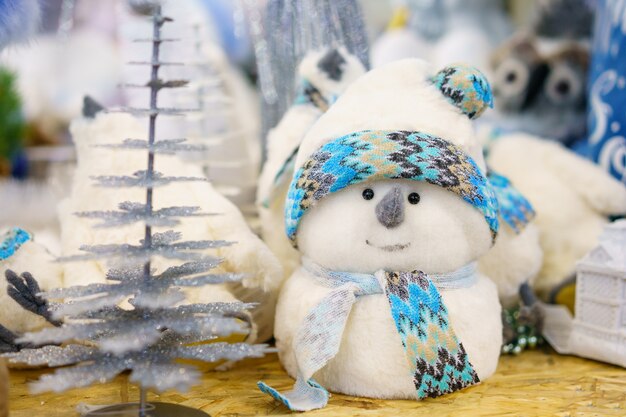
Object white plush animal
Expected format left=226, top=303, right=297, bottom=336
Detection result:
left=478, top=220, right=542, bottom=307
left=476, top=168, right=543, bottom=307
left=261, top=60, right=503, bottom=409
left=257, top=47, right=366, bottom=285
left=57, top=110, right=281, bottom=341
left=487, top=133, right=626, bottom=298
left=0, top=228, right=62, bottom=335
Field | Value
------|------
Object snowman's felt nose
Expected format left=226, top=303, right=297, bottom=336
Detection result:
left=376, top=187, right=405, bottom=229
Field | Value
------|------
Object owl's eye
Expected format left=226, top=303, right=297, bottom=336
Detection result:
left=408, top=192, right=420, bottom=205
left=545, top=64, right=582, bottom=105
left=555, top=80, right=570, bottom=95
left=494, top=57, right=530, bottom=98
left=362, top=188, right=374, bottom=200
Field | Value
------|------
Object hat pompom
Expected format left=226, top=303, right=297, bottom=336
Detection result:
left=431, top=64, right=493, bottom=119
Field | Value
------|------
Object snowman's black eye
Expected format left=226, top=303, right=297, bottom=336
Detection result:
left=555, top=79, right=570, bottom=95
left=408, top=192, right=420, bottom=205
left=362, top=188, right=374, bottom=200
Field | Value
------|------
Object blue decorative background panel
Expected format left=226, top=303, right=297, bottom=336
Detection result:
left=586, top=0, right=626, bottom=183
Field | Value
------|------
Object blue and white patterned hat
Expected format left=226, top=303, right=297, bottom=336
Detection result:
left=285, top=130, right=499, bottom=246
left=284, top=61, right=499, bottom=247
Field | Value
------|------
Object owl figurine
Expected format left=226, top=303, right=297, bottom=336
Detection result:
left=487, top=0, right=593, bottom=146
left=489, top=34, right=589, bottom=146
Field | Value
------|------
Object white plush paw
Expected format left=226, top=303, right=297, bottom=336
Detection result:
left=222, top=237, right=283, bottom=292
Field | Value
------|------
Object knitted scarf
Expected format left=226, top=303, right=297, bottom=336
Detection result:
left=258, top=258, right=480, bottom=411
left=487, top=171, right=535, bottom=233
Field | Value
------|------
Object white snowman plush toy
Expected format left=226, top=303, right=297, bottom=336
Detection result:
left=0, top=228, right=62, bottom=335
left=258, top=60, right=503, bottom=410
left=257, top=47, right=366, bottom=284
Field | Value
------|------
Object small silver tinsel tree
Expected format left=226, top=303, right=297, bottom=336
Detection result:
left=4, top=6, right=269, bottom=416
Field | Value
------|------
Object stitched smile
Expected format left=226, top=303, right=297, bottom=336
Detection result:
left=365, top=240, right=411, bottom=252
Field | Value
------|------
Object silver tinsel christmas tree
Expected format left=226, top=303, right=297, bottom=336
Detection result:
left=4, top=5, right=269, bottom=416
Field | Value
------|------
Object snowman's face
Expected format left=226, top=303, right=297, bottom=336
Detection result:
left=297, top=179, right=492, bottom=274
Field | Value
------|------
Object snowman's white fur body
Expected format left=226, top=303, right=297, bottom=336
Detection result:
left=276, top=269, right=501, bottom=398
left=274, top=177, right=502, bottom=397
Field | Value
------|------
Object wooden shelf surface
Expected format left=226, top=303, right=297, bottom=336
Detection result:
left=7, top=349, right=626, bottom=416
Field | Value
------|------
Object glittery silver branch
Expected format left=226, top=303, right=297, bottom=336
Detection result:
left=97, top=138, right=207, bottom=154
left=20, top=310, right=247, bottom=353
left=127, top=61, right=184, bottom=67
left=110, top=107, right=192, bottom=116
left=56, top=238, right=229, bottom=266
left=3, top=6, right=271, bottom=399
left=75, top=202, right=217, bottom=228
left=15, top=337, right=268, bottom=394
left=44, top=275, right=247, bottom=316
left=91, top=170, right=208, bottom=188
left=5, top=270, right=62, bottom=326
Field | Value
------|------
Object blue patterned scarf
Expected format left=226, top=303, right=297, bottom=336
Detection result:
left=258, top=258, right=480, bottom=411
left=284, top=130, right=500, bottom=247
left=0, top=227, right=31, bottom=261
left=487, top=171, right=535, bottom=233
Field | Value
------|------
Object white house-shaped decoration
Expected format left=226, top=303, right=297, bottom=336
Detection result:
left=568, top=219, right=626, bottom=367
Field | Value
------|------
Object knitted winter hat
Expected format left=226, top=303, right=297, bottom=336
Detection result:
left=285, top=60, right=498, bottom=246
left=295, top=59, right=492, bottom=173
